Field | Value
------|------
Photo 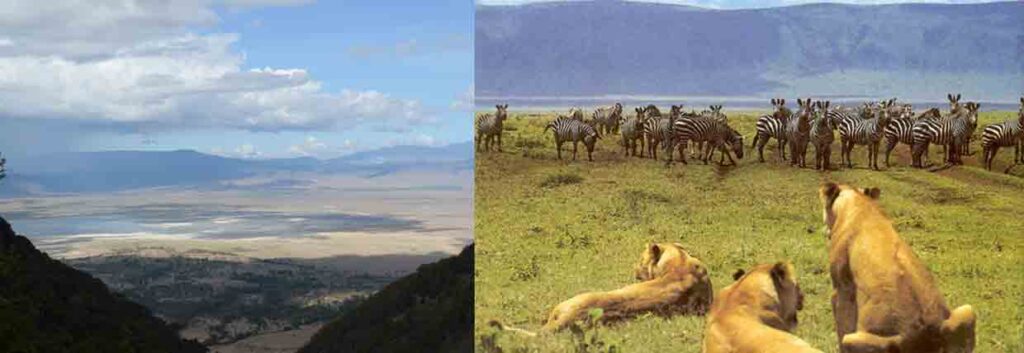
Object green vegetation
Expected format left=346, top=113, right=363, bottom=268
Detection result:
left=0, top=217, right=207, bottom=353
left=299, top=244, right=473, bottom=353
left=69, top=254, right=387, bottom=345
left=475, top=111, right=1023, bottom=352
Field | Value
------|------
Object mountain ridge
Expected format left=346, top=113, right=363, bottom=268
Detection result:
left=476, top=1, right=1023, bottom=100
left=0, top=215, right=208, bottom=353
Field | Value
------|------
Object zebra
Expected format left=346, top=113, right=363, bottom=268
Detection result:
left=979, top=97, right=1024, bottom=170
left=666, top=115, right=743, bottom=166
left=809, top=100, right=835, bottom=170
left=880, top=105, right=939, bottom=167
left=643, top=105, right=671, bottom=159
left=568, top=107, right=586, bottom=122
left=592, top=103, right=623, bottom=135
left=476, top=104, right=508, bottom=152
left=786, top=98, right=814, bottom=168
left=912, top=102, right=979, bottom=167
left=752, top=98, right=792, bottom=162
left=620, top=107, right=647, bottom=157
left=544, top=115, right=601, bottom=161
left=838, top=99, right=893, bottom=170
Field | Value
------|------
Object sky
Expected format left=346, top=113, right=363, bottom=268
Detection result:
left=0, top=0, right=473, bottom=160
left=476, top=0, right=1003, bottom=9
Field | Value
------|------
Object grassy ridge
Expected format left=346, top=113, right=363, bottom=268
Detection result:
left=474, top=110, right=1023, bottom=353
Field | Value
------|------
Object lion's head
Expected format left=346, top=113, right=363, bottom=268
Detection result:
left=819, top=182, right=881, bottom=236
left=634, top=242, right=703, bottom=280
left=730, top=262, right=805, bottom=331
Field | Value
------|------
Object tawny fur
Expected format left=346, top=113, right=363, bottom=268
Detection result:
left=820, top=183, right=976, bottom=353
left=702, top=262, right=822, bottom=353
left=494, top=243, right=713, bottom=335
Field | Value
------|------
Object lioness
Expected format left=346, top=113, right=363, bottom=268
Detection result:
left=492, top=242, right=713, bottom=335
left=820, top=182, right=976, bottom=353
left=702, top=262, right=822, bottom=353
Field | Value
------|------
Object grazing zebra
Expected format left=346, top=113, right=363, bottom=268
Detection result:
left=666, top=115, right=743, bottom=166
left=752, top=98, right=792, bottom=162
left=979, top=97, right=1024, bottom=170
left=786, top=98, right=814, bottom=168
left=476, top=104, right=509, bottom=152
left=912, top=102, right=979, bottom=167
left=809, top=100, right=835, bottom=170
left=592, top=103, right=624, bottom=135
left=838, top=99, right=893, bottom=170
left=621, top=107, right=647, bottom=157
left=545, top=116, right=601, bottom=161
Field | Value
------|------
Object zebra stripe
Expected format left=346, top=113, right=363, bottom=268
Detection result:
left=753, top=114, right=789, bottom=162
left=837, top=107, right=890, bottom=170
left=882, top=116, right=915, bottom=167
left=667, top=115, right=743, bottom=165
left=593, top=103, right=623, bottom=135
left=643, top=110, right=672, bottom=160
left=545, top=116, right=601, bottom=161
left=620, top=111, right=646, bottom=157
left=476, top=104, right=508, bottom=152
left=980, top=116, right=1023, bottom=170
left=786, top=100, right=813, bottom=168
left=808, top=101, right=834, bottom=170
left=911, top=103, right=978, bottom=166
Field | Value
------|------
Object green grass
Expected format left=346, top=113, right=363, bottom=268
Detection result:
left=474, top=110, right=1024, bottom=353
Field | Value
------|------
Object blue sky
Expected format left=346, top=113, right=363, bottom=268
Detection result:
left=0, top=1, right=473, bottom=160
left=477, top=0, right=1001, bottom=8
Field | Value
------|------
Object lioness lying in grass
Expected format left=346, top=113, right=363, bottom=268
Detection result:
left=820, top=182, right=976, bottom=353
left=702, top=262, right=822, bottom=353
left=492, top=242, right=713, bottom=335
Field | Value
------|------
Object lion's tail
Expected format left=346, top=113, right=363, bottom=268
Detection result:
left=842, top=332, right=903, bottom=353
left=487, top=319, right=538, bottom=337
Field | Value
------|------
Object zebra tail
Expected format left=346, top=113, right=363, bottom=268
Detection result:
left=750, top=133, right=759, bottom=148
left=543, top=123, right=554, bottom=134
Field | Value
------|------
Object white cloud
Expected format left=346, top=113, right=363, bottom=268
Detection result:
left=234, top=143, right=262, bottom=158
left=0, top=0, right=431, bottom=132
left=450, top=84, right=475, bottom=111
left=288, top=136, right=329, bottom=156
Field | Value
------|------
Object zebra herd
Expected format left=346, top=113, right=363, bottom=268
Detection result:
left=475, top=96, right=1024, bottom=171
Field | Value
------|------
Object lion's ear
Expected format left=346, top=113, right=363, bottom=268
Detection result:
left=822, top=182, right=841, bottom=203
left=863, top=187, right=881, bottom=200
left=647, top=243, right=663, bottom=262
left=770, top=262, right=790, bottom=283
left=732, top=269, right=746, bottom=281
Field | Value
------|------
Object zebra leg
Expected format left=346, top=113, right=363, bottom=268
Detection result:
left=778, top=138, right=787, bottom=162
left=497, top=133, right=504, bottom=152
left=756, top=134, right=768, bottom=163
left=884, top=138, right=897, bottom=168
left=572, top=141, right=578, bottom=161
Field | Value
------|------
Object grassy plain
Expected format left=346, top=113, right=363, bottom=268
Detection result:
left=474, top=110, right=1023, bottom=353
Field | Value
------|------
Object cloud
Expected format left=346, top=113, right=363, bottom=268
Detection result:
left=450, top=84, right=475, bottom=111
left=0, top=0, right=432, bottom=133
left=288, top=136, right=329, bottom=156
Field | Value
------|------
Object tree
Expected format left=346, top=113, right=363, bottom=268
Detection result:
left=0, top=152, right=6, bottom=181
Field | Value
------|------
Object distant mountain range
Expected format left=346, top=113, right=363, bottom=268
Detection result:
left=476, top=1, right=1023, bottom=101
left=0, top=142, right=472, bottom=195
left=0, top=215, right=207, bottom=353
